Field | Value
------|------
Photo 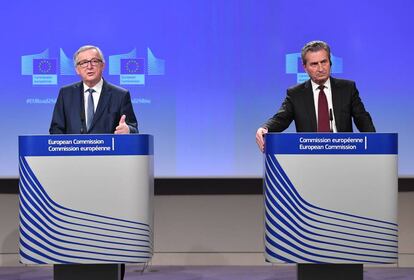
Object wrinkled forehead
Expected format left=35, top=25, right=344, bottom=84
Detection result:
left=304, top=49, right=329, bottom=63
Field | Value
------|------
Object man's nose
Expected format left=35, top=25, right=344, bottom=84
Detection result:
left=317, top=63, right=324, bottom=70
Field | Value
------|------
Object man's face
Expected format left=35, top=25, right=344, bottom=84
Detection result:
left=75, top=48, right=105, bottom=87
left=303, top=49, right=331, bottom=85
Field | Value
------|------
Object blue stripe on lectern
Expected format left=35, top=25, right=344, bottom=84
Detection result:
left=265, top=223, right=395, bottom=262
left=19, top=134, right=153, bottom=156
left=20, top=216, right=150, bottom=253
left=265, top=133, right=397, bottom=155
left=264, top=204, right=396, bottom=254
left=20, top=249, right=45, bottom=264
left=19, top=189, right=148, bottom=245
left=264, top=184, right=397, bottom=245
left=20, top=228, right=149, bottom=259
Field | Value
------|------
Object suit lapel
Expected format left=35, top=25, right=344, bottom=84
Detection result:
left=74, top=82, right=86, bottom=132
left=90, top=80, right=111, bottom=130
left=303, top=80, right=317, bottom=131
left=330, top=78, right=342, bottom=131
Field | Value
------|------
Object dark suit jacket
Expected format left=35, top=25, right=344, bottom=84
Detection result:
left=49, top=80, right=138, bottom=134
left=264, top=77, right=375, bottom=132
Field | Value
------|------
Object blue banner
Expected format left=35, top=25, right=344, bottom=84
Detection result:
left=265, top=133, right=398, bottom=155
left=19, top=134, right=153, bottom=156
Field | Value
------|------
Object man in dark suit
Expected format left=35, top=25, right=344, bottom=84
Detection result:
left=49, top=45, right=136, bottom=279
left=256, top=40, right=375, bottom=152
left=50, top=45, right=138, bottom=135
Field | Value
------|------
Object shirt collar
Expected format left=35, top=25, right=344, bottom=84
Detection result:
left=83, top=78, right=103, bottom=93
left=311, top=78, right=331, bottom=91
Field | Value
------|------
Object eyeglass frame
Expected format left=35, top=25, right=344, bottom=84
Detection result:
left=76, top=58, right=103, bottom=68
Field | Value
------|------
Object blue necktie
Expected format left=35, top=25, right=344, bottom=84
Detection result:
left=86, top=88, right=95, bottom=131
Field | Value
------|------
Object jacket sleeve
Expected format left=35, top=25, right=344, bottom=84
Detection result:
left=263, top=90, right=294, bottom=132
left=121, top=91, right=139, bottom=134
left=350, top=83, right=376, bottom=132
left=49, top=89, right=66, bottom=134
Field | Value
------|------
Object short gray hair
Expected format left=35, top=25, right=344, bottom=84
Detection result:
left=301, top=40, right=331, bottom=65
left=73, top=45, right=105, bottom=67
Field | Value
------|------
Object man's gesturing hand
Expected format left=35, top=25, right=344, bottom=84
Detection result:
left=114, top=115, right=130, bottom=134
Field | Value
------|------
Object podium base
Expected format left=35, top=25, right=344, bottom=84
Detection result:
left=297, top=264, right=363, bottom=280
left=54, top=264, right=121, bottom=280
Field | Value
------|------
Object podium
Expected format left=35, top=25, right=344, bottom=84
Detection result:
left=263, top=133, right=398, bottom=279
left=18, top=134, right=154, bottom=280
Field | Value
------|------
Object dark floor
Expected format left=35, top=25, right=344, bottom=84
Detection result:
left=0, top=265, right=413, bottom=280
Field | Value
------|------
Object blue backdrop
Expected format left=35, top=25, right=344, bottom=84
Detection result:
left=0, top=1, right=412, bottom=177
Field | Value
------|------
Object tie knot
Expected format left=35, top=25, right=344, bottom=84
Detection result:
left=86, top=88, right=95, bottom=94
left=318, top=85, right=325, bottom=91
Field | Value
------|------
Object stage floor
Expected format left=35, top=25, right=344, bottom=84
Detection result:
left=0, top=265, right=413, bottom=280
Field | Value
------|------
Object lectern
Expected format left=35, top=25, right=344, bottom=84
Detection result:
left=18, top=134, right=154, bottom=280
left=264, top=133, right=398, bottom=280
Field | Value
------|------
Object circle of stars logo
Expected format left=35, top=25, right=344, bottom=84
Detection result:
left=38, top=60, right=52, bottom=74
left=125, top=60, right=140, bottom=74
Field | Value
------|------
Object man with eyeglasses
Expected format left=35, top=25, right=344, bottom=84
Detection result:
left=50, top=45, right=136, bottom=279
left=49, top=45, right=138, bottom=134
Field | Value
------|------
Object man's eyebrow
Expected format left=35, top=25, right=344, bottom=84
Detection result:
left=310, top=59, right=328, bottom=64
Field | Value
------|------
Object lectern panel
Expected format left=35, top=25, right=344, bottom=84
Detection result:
left=264, top=133, right=398, bottom=264
left=18, top=134, right=154, bottom=264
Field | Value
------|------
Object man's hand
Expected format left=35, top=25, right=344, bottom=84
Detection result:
left=256, top=127, right=268, bottom=153
left=114, top=115, right=130, bottom=134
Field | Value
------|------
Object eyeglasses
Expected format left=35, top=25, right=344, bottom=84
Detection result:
left=76, top=58, right=102, bottom=68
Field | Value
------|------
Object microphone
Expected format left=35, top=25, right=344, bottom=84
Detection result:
left=80, top=114, right=85, bottom=134
left=329, top=108, right=334, bottom=133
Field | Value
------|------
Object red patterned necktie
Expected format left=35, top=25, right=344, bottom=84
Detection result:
left=317, top=85, right=330, bottom=132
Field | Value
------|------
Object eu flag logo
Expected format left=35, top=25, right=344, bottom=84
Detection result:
left=32, top=59, right=58, bottom=85
left=33, top=59, right=57, bottom=74
left=121, top=58, right=145, bottom=74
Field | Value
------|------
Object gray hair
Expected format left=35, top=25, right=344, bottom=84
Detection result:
left=73, top=45, right=105, bottom=67
left=301, top=40, right=331, bottom=65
